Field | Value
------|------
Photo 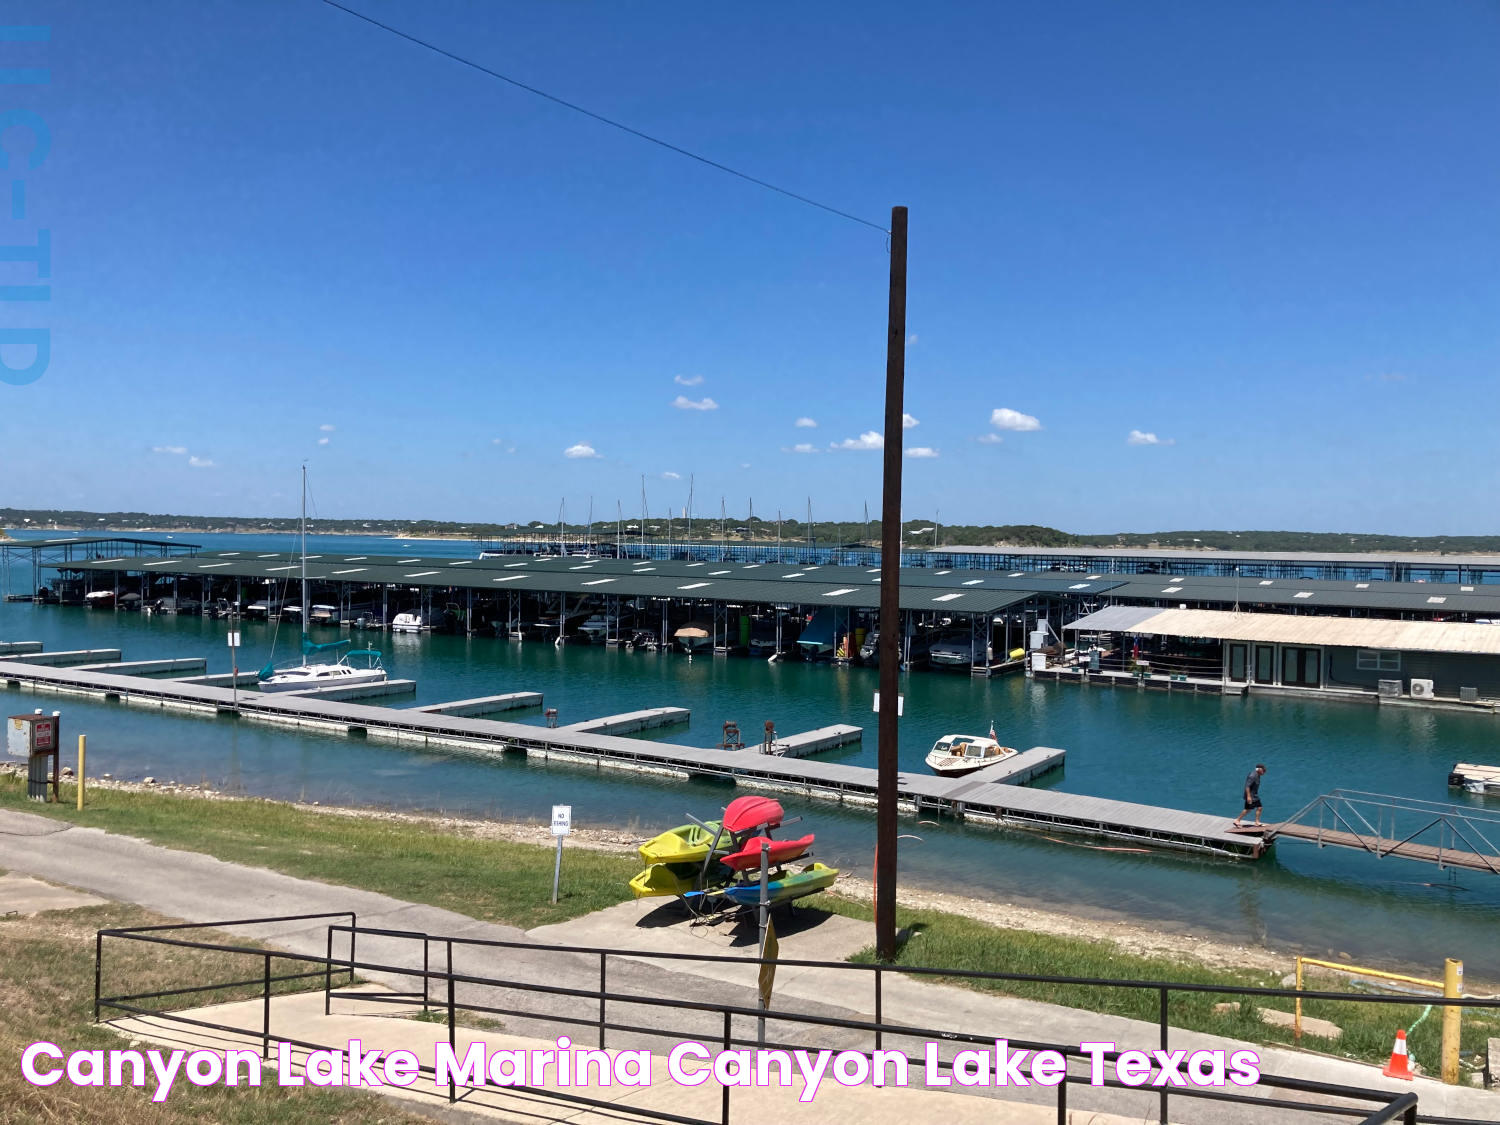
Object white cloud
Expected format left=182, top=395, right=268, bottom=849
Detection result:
left=563, top=442, right=601, bottom=459
left=976, top=433, right=1003, bottom=445
left=319, top=423, right=336, bottom=432
left=187, top=456, right=215, bottom=468
left=672, top=395, right=719, bottom=411
left=794, top=417, right=818, bottom=429
left=905, top=446, right=939, bottom=458
left=1127, top=429, right=1175, bottom=446
left=991, top=407, right=1042, bottom=432
left=782, top=443, right=819, bottom=455
left=661, top=471, right=681, bottom=480
left=317, top=437, right=330, bottom=446
left=902, top=413, right=920, bottom=429
left=674, top=374, right=704, bottom=386
left=831, top=431, right=884, bottom=451
left=906, top=333, right=918, bottom=346
left=152, top=445, right=187, bottom=455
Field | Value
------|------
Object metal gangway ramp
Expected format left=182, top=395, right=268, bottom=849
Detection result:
left=1266, top=789, right=1500, bottom=874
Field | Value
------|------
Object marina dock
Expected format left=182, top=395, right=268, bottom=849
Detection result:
left=0, top=658, right=1260, bottom=859
left=8, top=648, right=122, bottom=666
left=76, top=657, right=207, bottom=676
left=1449, top=762, right=1500, bottom=794
left=767, top=723, right=862, bottom=757
left=414, top=692, right=543, bottom=717
left=564, top=706, right=690, bottom=735
left=172, top=671, right=262, bottom=687
left=0, top=641, right=42, bottom=656
left=281, top=678, right=418, bottom=701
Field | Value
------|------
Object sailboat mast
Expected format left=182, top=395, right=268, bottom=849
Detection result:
left=300, top=465, right=308, bottom=640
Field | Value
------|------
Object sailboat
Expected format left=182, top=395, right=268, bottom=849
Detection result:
left=258, top=467, right=389, bottom=693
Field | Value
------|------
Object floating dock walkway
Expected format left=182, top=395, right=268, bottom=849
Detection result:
left=414, top=692, right=543, bottom=717
left=76, top=657, right=207, bottom=676
left=172, top=671, right=261, bottom=688
left=563, top=706, right=689, bottom=735
left=768, top=723, right=862, bottom=758
left=1245, top=790, right=1500, bottom=875
left=0, top=641, right=43, bottom=656
left=7, top=648, right=122, bottom=667
left=0, top=658, right=1260, bottom=860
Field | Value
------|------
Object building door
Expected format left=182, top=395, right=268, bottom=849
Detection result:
left=1254, top=645, right=1275, bottom=684
left=1226, top=643, right=1248, bottom=682
left=1281, top=646, right=1321, bottom=688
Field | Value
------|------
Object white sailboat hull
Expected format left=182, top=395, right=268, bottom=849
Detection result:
left=258, top=664, right=388, bottom=692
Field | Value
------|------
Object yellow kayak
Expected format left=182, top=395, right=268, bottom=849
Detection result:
left=637, top=821, right=725, bottom=866
left=630, top=862, right=709, bottom=899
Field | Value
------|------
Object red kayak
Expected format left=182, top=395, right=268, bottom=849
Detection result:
left=722, top=795, right=784, bottom=836
left=719, top=833, right=814, bottom=873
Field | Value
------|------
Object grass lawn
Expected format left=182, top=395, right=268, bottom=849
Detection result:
left=809, top=894, right=1499, bottom=1075
left=6, top=775, right=1494, bottom=1078
left=0, top=774, right=639, bottom=929
left=0, top=902, right=428, bottom=1124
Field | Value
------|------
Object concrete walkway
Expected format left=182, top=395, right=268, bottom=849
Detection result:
left=3, top=807, right=1495, bottom=1124
left=110, top=985, right=1144, bottom=1125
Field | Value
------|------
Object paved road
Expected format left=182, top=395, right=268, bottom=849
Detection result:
left=3, top=808, right=1494, bottom=1124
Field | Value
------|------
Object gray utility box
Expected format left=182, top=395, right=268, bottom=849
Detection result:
left=1377, top=679, right=1403, bottom=698
left=7, top=712, right=60, bottom=802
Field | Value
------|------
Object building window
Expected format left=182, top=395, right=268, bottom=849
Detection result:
left=1356, top=649, right=1401, bottom=672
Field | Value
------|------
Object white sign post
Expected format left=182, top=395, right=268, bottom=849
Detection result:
left=227, top=631, right=241, bottom=711
left=550, top=805, right=572, bottom=904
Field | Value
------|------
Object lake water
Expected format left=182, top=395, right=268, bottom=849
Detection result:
left=3, top=531, right=1498, bottom=975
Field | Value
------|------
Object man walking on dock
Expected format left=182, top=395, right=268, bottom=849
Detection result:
left=1233, top=764, right=1267, bottom=827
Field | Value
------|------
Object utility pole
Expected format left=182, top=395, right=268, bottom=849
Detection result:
left=876, top=205, right=907, bottom=961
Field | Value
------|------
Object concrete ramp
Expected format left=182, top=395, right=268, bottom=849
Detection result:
left=414, top=692, right=542, bottom=717
left=564, top=706, right=689, bottom=735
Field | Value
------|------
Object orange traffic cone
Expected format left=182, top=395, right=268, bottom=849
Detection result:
left=1381, top=1029, right=1414, bottom=1080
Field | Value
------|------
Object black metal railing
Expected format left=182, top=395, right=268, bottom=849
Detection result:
left=93, top=916, right=1499, bottom=1125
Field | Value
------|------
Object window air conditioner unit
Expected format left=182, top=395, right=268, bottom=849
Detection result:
left=1409, top=678, right=1435, bottom=700
left=1377, top=679, right=1402, bottom=699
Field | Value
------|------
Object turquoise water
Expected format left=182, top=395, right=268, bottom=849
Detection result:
left=4, top=532, right=1499, bottom=975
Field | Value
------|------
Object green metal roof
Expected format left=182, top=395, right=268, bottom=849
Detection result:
left=51, top=550, right=1064, bottom=616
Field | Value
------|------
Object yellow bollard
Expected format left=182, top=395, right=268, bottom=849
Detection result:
left=76, top=734, right=85, bottom=811
left=1294, top=957, right=1304, bottom=1042
left=1440, top=958, right=1462, bottom=1085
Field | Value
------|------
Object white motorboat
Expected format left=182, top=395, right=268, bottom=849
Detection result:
left=578, top=613, right=621, bottom=643
left=924, top=733, right=1019, bottom=778
left=391, top=612, right=429, bottom=634
left=673, top=622, right=713, bottom=653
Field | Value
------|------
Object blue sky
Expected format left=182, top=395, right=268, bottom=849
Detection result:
left=2, top=1, right=1496, bottom=532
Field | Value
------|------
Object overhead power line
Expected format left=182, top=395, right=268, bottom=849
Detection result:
left=318, top=0, right=889, bottom=234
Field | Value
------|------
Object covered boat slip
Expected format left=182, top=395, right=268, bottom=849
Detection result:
left=1065, top=606, right=1500, bottom=703
left=0, top=659, right=1254, bottom=857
